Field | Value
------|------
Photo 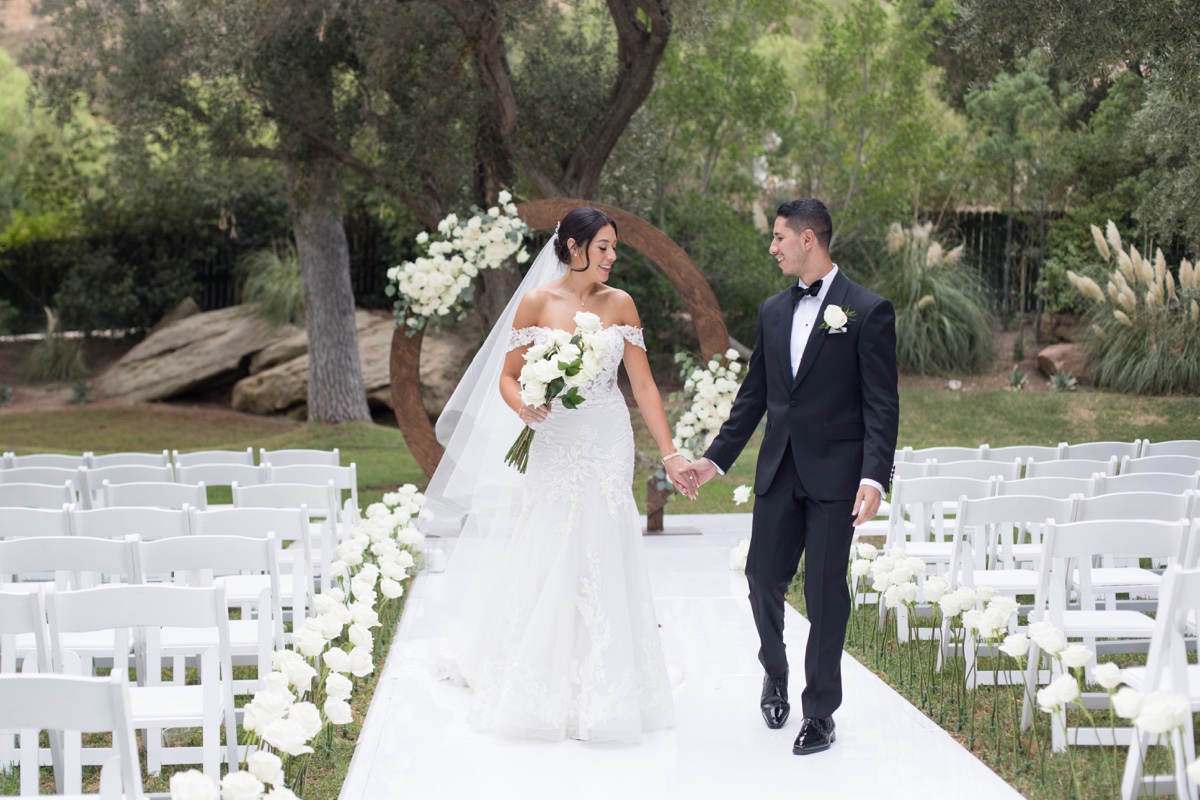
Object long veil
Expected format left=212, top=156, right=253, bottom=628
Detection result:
left=423, top=236, right=565, bottom=673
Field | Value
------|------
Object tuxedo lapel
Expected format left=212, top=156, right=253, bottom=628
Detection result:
left=792, top=271, right=850, bottom=390
left=776, top=293, right=795, bottom=387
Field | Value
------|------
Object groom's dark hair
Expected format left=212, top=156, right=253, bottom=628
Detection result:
left=777, top=199, right=832, bottom=251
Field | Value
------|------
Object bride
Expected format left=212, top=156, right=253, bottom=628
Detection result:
left=427, top=206, right=695, bottom=743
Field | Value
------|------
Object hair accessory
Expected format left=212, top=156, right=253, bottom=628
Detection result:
left=554, top=221, right=561, bottom=235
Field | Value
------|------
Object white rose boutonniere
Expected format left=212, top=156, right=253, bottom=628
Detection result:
left=820, top=304, right=855, bottom=334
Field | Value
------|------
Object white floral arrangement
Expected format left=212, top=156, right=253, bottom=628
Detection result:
left=669, top=348, right=744, bottom=463
left=385, top=190, right=530, bottom=331
left=169, top=485, right=430, bottom=800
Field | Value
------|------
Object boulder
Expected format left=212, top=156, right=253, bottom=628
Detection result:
left=101, top=306, right=298, bottom=402
left=1037, top=343, right=1089, bottom=382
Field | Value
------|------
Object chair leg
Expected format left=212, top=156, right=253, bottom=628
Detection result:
left=1121, top=730, right=1147, bottom=800
left=1020, top=644, right=1041, bottom=731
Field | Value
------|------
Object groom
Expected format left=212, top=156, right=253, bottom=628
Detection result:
left=682, top=199, right=899, bottom=755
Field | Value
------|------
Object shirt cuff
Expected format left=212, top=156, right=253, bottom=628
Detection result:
left=860, top=478, right=884, bottom=495
left=700, top=457, right=725, bottom=476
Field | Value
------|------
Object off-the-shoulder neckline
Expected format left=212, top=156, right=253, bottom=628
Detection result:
left=511, top=324, right=642, bottom=334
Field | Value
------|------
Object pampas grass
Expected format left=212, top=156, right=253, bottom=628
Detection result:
left=239, top=245, right=305, bottom=327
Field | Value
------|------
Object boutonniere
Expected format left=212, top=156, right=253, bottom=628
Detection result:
left=820, top=304, right=855, bottom=334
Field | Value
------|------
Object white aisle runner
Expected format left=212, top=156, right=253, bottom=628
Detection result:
left=340, top=514, right=1024, bottom=800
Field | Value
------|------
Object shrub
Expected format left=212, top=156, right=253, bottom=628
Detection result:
left=0, top=385, right=13, bottom=405
left=239, top=245, right=305, bottom=327
left=20, top=311, right=88, bottom=384
left=1049, top=371, right=1078, bottom=392
left=1067, top=220, right=1200, bottom=395
left=874, top=222, right=995, bottom=375
left=1007, top=366, right=1027, bottom=390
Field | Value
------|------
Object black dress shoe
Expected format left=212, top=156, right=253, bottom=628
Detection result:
left=760, top=674, right=790, bottom=729
left=792, top=717, right=835, bottom=755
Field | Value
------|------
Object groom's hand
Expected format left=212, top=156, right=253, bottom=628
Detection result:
left=679, top=458, right=718, bottom=490
left=852, top=484, right=882, bottom=526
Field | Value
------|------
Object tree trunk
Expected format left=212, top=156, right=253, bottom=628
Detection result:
left=287, top=162, right=371, bottom=423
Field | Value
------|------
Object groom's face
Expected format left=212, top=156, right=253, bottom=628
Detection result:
left=769, top=216, right=810, bottom=278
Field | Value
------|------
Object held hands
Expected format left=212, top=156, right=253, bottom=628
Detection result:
left=678, top=458, right=718, bottom=491
left=518, top=404, right=551, bottom=430
left=852, top=484, right=882, bottom=527
left=663, top=456, right=699, bottom=500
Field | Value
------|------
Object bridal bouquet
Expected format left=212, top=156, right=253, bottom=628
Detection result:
left=505, top=311, right=608, bottom=472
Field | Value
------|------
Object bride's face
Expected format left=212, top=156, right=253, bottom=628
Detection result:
left=577, top=224, right=618, bottom=281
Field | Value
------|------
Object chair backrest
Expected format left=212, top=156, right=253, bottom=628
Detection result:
left=260, top=447, right=340, bottom=467
left=1073, top=491, right=1195, bottom=523
left=1096, top=471, right=1200, bottom=495
left=0, top=504, right=73, bottom=539
left=900, top=445, right=983, bottom=462
left=1140, top=440, right=1200, bottom=459
left=88, top=450, right=169, bottom=468
left=892, top=460, right=930, bottom=481
left=1121, top=455, right=1200, bottom=476
left=71, top=506, right=191, bottom=541
left=0, top=588, right=49, bottom=674
left=175, top=463, right=266, bottom=488
left=1060, top=440, right=1141, bottom=461
left=1141, top=565, right=1200, bottom=698
left=950, top=494, right=1075, bottom=576
left=189, top=506, right=312, bottom=612
left=233, top=480, right=338, bottom=515
left=0, top=482, right=75, bottom=509
left=1024, top=457, right=1118, bottom=480
left=103, top=481, right=207, bottom=511
left=0, top=536, right=135, bottom=589
left=887, top=476, right=994, bottom=545
left=930, top=458, right=1022, bottom=481
left=0, top=466, right=79, bottom=485
left=172, top=448, right=255, bottom=468
left=0, top=672, right=144, bottom=799
left=994, top=475, right=1096, bottom=499
left=266, top=463, right=358, bottom=509
left=981, top=444, right=1063, bottom=463
left=3, top=453, right=89, bottom=470
left=79, top=465, right=176, bottom=509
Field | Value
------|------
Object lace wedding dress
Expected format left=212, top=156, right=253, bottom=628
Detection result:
left=456, top=323, right=675, bottom=743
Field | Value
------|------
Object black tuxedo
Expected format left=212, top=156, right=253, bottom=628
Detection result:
left=705, top=268, right=899, bottom=718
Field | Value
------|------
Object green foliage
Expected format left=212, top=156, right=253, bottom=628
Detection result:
left=69, top=379, right=94, bottom=404
left=874, top=222, right=994, bottom=375
left=1048, top=370, right=1077, bottom=392
left=239, top=246, right=305, bottom=327
left=1007, top=366, right=1026, bottom=390
left=21, top=336, right=88, bottom=384
left=1011, top=335, right=1023, bottom=362
left=0, top=298, right=16, bottom=335
left=0, top=386, right=13, bottom=406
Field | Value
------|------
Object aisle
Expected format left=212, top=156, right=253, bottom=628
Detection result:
left=340, top=514, right=1024, bottom=800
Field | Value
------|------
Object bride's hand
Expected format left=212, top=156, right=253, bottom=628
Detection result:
left=663, top=457, right=698, bottom=500
left=518, top=404, right=551, bottom=429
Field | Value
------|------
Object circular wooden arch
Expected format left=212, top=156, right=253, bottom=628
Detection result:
left=390, top=198, right=729, bottom=479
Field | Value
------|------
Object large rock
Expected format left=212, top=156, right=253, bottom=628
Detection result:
left=101, top=306, right=299, bottom=402
left=1037, top=343, right=1090, bottom=382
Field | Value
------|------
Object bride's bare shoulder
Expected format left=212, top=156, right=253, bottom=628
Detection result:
left=601, top=288, right=640, bottom=326
left=512, top=288, right=550, bottom=329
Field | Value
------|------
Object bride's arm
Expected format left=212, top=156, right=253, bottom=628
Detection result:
left=616, top=295, right=697, bottom=498
left=499, top=294, right=548, bottom=422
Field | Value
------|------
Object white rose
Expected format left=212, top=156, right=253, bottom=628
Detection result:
left=1037, top=674, right=1080, bottom=712
left=1135, top=691, right=1190, bottom=734
left=850, top=558, right=872, bottom=579
left=243, top=686, right=292, bottom=733
left=325, top=672, right=353, bottom=701
left=889, top=564, right=915, bottom=585
left=871, top=573, right=890, bottom=593
left=574, top=311, right=602, bottom=333
left=247, top=750, right=285, bottom=786
left=348, top=646, right=375, bottom=677
left=170, top=769, right=217, bottom=800
left=906, top=556, right=927, bottom=577
left=1059, top=643, right=1093, bottom=670
left=348, top=623, right=373, bottom=649
left=324, top=696, right=354, bottom=726
left=1028, top=621, right=1067, bottom=656
left=291, top=627, right=326, bottom=659
left=937, top=593, right=961, bottom=617
left=312, top=593, right=342, bottom=616
left=524, top=342, right=550, bottom=362
left=1111, top=687, right=1144, bottom=719
left=962, top=608, right=983, bottom=632
left=980, top=606, right=1010, bottom=638
left=987, top=595, right=1019, bottom=622
left=823, top=305, right=848, bottom=329
left=350, top=602, right=381, bottom=629
left=856, top=542, right=878, bottom=560
left=261, top=718, right=314, bottom=757
left=530, top=359, right=562, bottom=384
left=976, top=586, right=998, bottom=603
left=289, top=702, right=322, bottom=740
left=520, top=381, right=547, bottom=407
left=883, top=584, right=902, bottom=609
left=999, top=633, right=1030, bottom=658
left=272, top=650, right=316, bottom=694
left=314, top=613, right=344, bottom=641
left=1094, top=662, right=1123, bottom=691
left=380, top=578, right=405, bottom=599
left=920, top=576, right=948, bottom=603
left=732, top=485, right=752, bottom=505
left=725, top=348, right=740, bottom=360
left=902, top=582, right=919, bottom=604
left=323, top=648, right=351, bottom=674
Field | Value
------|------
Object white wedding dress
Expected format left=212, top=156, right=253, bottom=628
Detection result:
left=455, top=323, right=675, bottom=743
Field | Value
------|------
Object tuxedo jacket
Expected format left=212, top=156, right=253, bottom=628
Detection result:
left=705, top=269, right=900, bottom=502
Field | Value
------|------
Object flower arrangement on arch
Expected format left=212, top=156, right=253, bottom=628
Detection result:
left=669, top=348, right=744, bottom=464
left=385, top=191, right=530, bottom=331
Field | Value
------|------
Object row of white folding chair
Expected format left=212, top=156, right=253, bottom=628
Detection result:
left=1140, top=439, right=1200, bottom=459
left=0, top=671, right=143, bottom=799
left=1, top=451, right=168, bottom=470
left=1120, top=454, right=1200, bottom=476
left=3, top=447, right=341, bottom=470
left=896, top=440, right=1146, bottom=463
left=0, top=481, right=76, bottom=509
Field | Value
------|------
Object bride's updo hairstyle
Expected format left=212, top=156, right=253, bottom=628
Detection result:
left=553, top=206, right=618, bottom=272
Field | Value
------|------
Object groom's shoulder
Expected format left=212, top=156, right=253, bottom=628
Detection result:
left=840, top=273, right=891, bottom=311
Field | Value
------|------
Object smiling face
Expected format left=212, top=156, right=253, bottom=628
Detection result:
left=572, top=223, right=618, bottom=281
left=769, top=216, right=810, bottom=279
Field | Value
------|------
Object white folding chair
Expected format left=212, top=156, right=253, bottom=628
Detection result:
left=0, top=504, right=73, bottom=540
left=172, top=448, right=254, bottom=467
left=78, top=465, right=175, bottom=509
left=0, top=589, right=51, bottom=780
left=981, top=444, right=1063, bottom=463
left=190, top=506, right=313, bottom=621
left=1120, top=564, right=1200, bottom=800
left=265, top=462, right=358, bottom=512
left=2, top=453, right=90, bottom=470
left=259, top=447, right=340, bottom=467
left=103, top=481, right=207, bottom=511
left=1122, top=455, right=1200, bottom=476
left=1021, top=519, right=1190, bottom=751
left=930, top=458, right=1022, bottom=482
left=1097, top=471, right=1200, bottom=495
left=0, top=482, right=76, bottom=509
left=46, top=583, right=239, bottom=779
left=0, top=466, right=80, bottom=486
left=1025, top=457, right=1118, bottom=480
left=995, top=475, right=1097, bottom=499
left=885, top=476, right=995, bottom=565
left=133, top=534, right=283, bottom=696
left=233, top=481, right=339, bottom=592
left=1139, top=440, right=1200, bottom=459
left=89, top=451, right=170, bottom=468
left=175, top=463, right=266, bottom=490
left=0, top=672, right=144, bottom=799
left=891, top=460, right=931, bottom=481
left=901, top=445, right=984, bottom=462
left=1061, top=440, right=1141, bottom=461
left=71, top=506, right=192, bottom=541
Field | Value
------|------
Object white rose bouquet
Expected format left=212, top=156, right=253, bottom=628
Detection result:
left=505, top=311, right=607, bottom=473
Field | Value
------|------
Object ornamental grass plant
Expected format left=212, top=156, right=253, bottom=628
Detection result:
left=239, top=246, right=306, bottom=327
left=873, top=222, right=994, bottom=376
left=1067, top=220, right=1200, bottom=395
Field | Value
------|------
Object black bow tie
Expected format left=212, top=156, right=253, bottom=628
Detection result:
left=792, top=279, right=822, bottom=303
